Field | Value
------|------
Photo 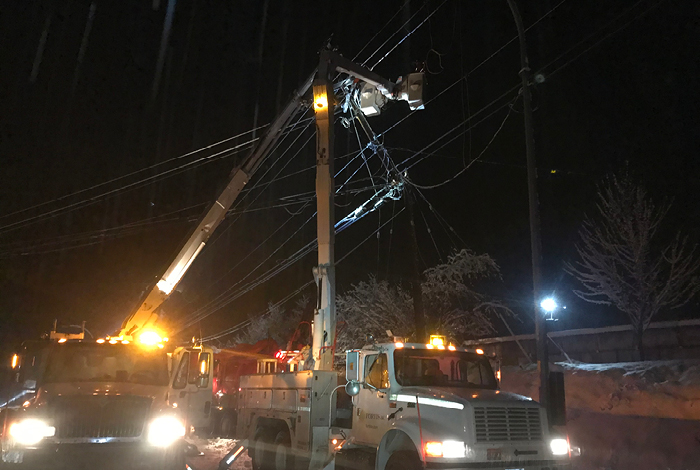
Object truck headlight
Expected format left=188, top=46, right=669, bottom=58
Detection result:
left=9, top=419, right=55, bottom=445
left=147, top=416, right=186, bottom=447
left=424, top=440, right=466, bottom=458
left=550, top=438, right=569, bottom=456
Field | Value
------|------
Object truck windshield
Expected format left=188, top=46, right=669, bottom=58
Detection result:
left=394, top=349, right=498, bottom=389
left=43, top=343, right=169, bottom=386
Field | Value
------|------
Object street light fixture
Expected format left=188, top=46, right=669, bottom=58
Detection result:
left=540, top=297, right=557, bottom=313
left=540, top=297, right=558, bottom=321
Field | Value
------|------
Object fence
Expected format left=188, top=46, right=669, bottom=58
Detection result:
left=463, top=319, right=700, bottom=366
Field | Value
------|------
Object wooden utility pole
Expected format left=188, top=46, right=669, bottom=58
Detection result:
left=505, top=0, right=550, bottom=413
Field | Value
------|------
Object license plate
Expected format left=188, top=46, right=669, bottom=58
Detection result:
left=2, top=450, right=24, bottom=464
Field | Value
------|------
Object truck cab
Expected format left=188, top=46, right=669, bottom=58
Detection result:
left=345, top=339, right=571, bottom=470
left=1, top=338, right=213, bottom=470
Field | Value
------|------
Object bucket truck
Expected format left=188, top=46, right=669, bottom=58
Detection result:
left=0, top=68, right=317, bottom=470
left=220, top=51, right=572, bottom=470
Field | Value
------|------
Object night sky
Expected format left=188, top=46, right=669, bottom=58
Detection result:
left=1, top=0, right=698, bottom=356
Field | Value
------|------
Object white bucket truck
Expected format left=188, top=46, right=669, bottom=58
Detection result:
left=232, top=336, right=572, bottom=470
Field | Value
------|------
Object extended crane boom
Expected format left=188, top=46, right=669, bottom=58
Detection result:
left=117, top=71, right=316, bottom=340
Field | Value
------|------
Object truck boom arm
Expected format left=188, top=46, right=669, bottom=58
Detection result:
left=117, top=72, right=316, bottom=339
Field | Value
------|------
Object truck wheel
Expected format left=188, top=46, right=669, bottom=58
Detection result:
left=158, top=446, right=186, bottom=470
left=219, top=414, right=234, bottom=437
left=251, top=429, right=273, bottom=470
left=273, top=430, right=293, bottom=470
left=385, top=450, right=421, bottom=470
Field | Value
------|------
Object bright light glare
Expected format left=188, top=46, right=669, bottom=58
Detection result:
left=550, top=438, right=569, bottom=455
left=9, top=419, right=55, bottom=445
left=147, top=416, right=186, bottom=447
left=11, top=354, right=18, bottom=369
left=476, top=349, right=484, bottom=355
left=139, top=331, right=162, bottom=346
left=313, top=95, right=328, bottom=110
left=156, top=279, right=176, bottom=295
left=429, top=335, right=445, bottom=347
left=424, top=441, right=443, bottom=457
left=442, top=440, right=466, bottom=459
left=541, top=297, right=558, bottom=313
left=395, top=342, right=404, bottom=349
left=57, top=338, right=67, bottom=343
left=96, top=339, right=105, bottom=344
left=448, top=345, right=456, bottom=351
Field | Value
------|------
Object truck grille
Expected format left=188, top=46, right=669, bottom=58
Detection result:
left=473, top=406, right=542, bottom=443
left=50, top=396, right=152, bottom=439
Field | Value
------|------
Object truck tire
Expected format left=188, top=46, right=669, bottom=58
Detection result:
left=158, top=446, right=187, bottom=470
left=251, top=429, right=274, bottom=470
left=272, top=430, right=293, bottom=470
left=385, top=450, right=421, bottom=470
left=219, top=414, right=234, bottom=437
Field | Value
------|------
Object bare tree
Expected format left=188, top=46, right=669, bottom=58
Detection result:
left=336, top=249, right=512, bottom=350
left=566, top=175, right=700, bottom=359
left=229, top=296, right=309, bottom=347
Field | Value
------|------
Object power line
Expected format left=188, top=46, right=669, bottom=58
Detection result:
left=371, top=0, right=449, bottom=71
left=408, top=96, right=516, bottom=189
left=199, top=207, right=406, bottom=343
left=538, top=0, right=668, bottom=80
left=0, top=124, right=269, bottom=222
left=361, top=0, right=430, bottom=67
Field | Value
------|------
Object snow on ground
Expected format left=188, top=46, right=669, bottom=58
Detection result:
left=502, top=360, right=700, bottom=420
left=185, top=438, right=250, bottom=470
left=502, top=360, right=700, bottom=470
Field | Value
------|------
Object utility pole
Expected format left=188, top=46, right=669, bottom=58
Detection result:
left=312, top=50, right=336, bottom=371
left=310, top=50, right=425, bottom=371
left=505, top=0, right=550, bottom=413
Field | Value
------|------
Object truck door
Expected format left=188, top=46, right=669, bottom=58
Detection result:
left=354, top=352, right=391, bottom=445
left=170, top=348, right=213, bottom=433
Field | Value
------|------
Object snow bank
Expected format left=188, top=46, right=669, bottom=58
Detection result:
left=501, top=360, right=700, bottom=420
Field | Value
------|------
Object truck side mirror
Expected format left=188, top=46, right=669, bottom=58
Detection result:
left=198, top=352, right=211, bottom=378
left=197, top=352, right=211, bottom=388
left=345, top=380, right=361, bottom=397
left=548, top=371, right=566, bottom=426
left=346, top=351, right=359, bottom=382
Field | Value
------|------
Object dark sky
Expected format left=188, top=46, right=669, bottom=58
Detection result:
left=1, top=0, right=698, bottom=354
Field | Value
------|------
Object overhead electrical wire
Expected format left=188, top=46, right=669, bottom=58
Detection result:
left=199, top=206, right=406, bottom=343
left=0, top=124, right=269, bottom=222
left=186, top=0, right=662, bottom=339
left=371, top=0, right=449, bottom=71
left=0, top=137, right=256, bottom=235
left=408, top=95, right=517, bottom=189
left=361, top=0, right=430, bottom=67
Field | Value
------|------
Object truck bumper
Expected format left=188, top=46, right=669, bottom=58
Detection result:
left=424, top=460, right=571, bottom=470
left=1, top=442, right=182, bottom=470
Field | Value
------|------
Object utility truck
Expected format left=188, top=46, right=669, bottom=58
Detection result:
left=232, top=335, right=571, bottom=470
left=1, top=46, right=317, bottom=469
left=0, top=329, right=214, bottom=469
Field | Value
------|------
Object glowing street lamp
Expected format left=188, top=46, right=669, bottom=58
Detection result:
left=540, top=297, right=557, bottom=313
left=540, top=297, right=558, bottom=321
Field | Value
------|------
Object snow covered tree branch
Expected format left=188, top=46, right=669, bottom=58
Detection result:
left=565, top=175, right=700, bottom=359
left=336, top=249, right=512, bottom=350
